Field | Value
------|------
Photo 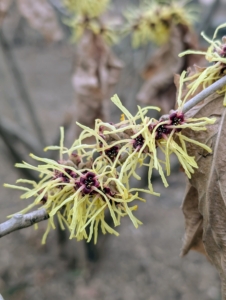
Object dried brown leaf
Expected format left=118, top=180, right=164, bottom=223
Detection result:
left=17, top=0, right=63, bottom=42
left=0, top=0, right=12, bottom=25
left=71, top=30, right=123, bottom=135
left=181, top=92, right=226, bottom=298
left=181, top=184, right=206, bottom=257
left=137, top=24, right=203, bottom=114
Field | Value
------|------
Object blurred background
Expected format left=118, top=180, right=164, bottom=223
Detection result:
left=0, top=0, right=224, bottom=299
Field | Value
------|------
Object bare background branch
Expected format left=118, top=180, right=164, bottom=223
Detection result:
left=0, top=209, right=49, bottom=238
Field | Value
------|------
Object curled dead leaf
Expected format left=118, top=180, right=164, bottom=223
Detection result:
left=137, top=24, right=204, bottom=114
left=17, top=0, right=63, bottom=42
left=72, top=30, right=123, bottom=136
left=0, top=0, right=12, bottom=25
left=181, top=92, right=226, bottom=298
left=181, top=184, right=206, bottom=257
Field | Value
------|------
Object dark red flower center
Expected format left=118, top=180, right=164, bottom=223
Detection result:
left=54, top=168, right=78, bottom=189
left=133, top=134, right=144, bottom=150
left=169, top=112, right=184, bottom=126
left=79, top=172, right=100, bottom=195
left=84, top=175, right=95, bottom=189
left=105, top=146, right=119, bottom=160
left=155, top=125, right=171, bottom=140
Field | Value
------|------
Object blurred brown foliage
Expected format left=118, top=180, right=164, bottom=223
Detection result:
left=181, top=91, right=226, bottom=298
left=0, top=0, right=12, bottom=25
left=137, top=24, right=204, bottom=114
left=0, top=0, right=63, bottom=41
left=72, top=30, right=123, bottom=137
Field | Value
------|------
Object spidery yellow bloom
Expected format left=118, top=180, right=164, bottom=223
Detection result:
left=152, top=71, right=216, bottom=179
left=179, top=23, right=226, bottom=106
left=64, top=0, right=109, bottom=18
left=4, top=75, right=215, bottom=243
left=63, top=0, right=118, bottom=45
left=5, top=144, right=147, bottom=244
left=123, top=1, right=197, bottom=47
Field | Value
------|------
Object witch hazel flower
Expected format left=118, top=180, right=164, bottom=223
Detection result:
left=4, top=83, right=216, bottom=244
left=4, top=127, right=147, bottom=243
left=99, top=86, right=214, bottom=187
left=132, top=134, right=145, bottom=151
left=76, top=171, right=100, bottom=195
left=179, top=23, right=226, bottom=106
left=110, top=94, right=203, bottom=189
left=104, top=146, right=120, bottom=161
left=148, top=73, right=216, bottom=179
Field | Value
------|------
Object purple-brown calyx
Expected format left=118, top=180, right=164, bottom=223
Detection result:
left=150, top=112, right=185, bottom=140
left=219, top=44, right=226, bottom=58
left=78, top=172, right=100, bottom=195
left=99, top=123, right=114, bottom=134
left=149, top=123, right=171, bottom=140
left=40, top=195, right=47, bottom=204
left=168, top=111, right=184, bottom=133
left=54, top=168, right=78, bottom=189
left=169, top=111, right=184, bottom=126
left=133, top=134, right=145, bottom=151
left=99, top=134, right=106, bottom=147
left=102, top=187, right=115, bottom=197
left=70, top=153, right=81, bottom=166
left=101, top=186, right=117, bottom=205
left=105, top=146, right=119, bottom=161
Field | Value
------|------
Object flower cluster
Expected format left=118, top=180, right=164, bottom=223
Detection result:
left=5, top=77, right=215, bottom=243
left=63, top=0, right=118, bottom=44
left=179, top=23, right=226, bottom=105
left=122, top=1, right=197, bottom=47
left=5, top=150, right=144, bottom=244
left=64, top=0, right=109, bottom=18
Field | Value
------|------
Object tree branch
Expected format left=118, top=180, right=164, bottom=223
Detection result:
left=0, top=209, right=49, bottom=238
left=1, top=76, right=226, bottom=239
left=182, top=75, right=226, bottom=114
left=0, top=124, right=39, bottom=181
left=0, top=116, right=43, bottom=155
left=0, top=30, right=46, bottom=145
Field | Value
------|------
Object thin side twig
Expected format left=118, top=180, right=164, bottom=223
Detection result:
left=0, top=209, right=49, bottom=238
left=0, top=124, right=38, bottom=181
left=198, top=0, right=221, bottom=34
left=0, top=116, right=43, bottom=155
left=0, top=30, right=46, bottom=145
